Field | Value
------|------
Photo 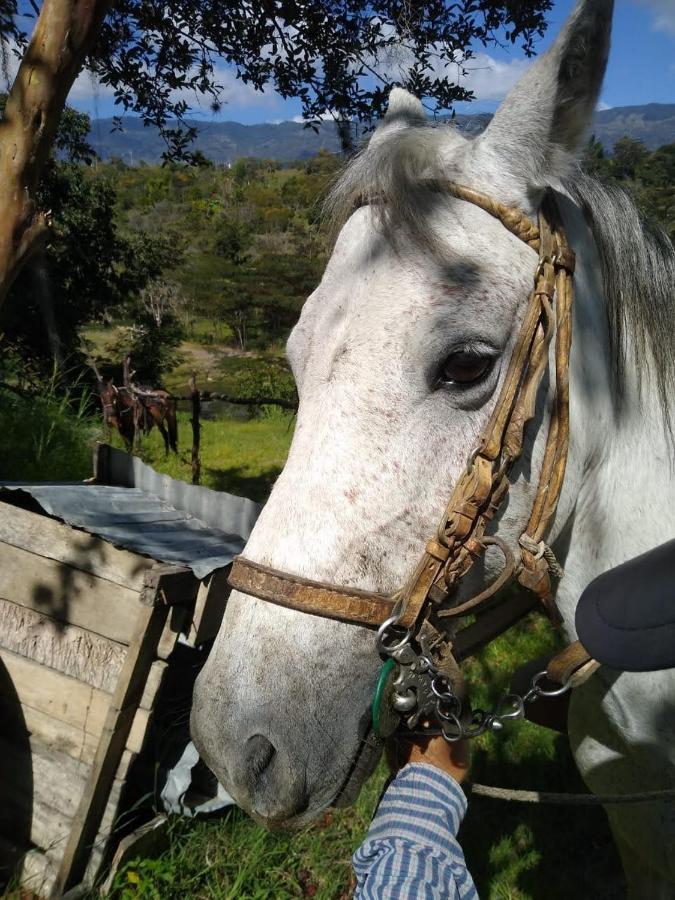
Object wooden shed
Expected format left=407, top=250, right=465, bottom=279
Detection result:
left=0, top=444, right=259, bottom=898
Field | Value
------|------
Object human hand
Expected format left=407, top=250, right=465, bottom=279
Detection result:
left=388, top=734, right=470, bottom=784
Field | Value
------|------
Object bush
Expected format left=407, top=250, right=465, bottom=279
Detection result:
left=0, top=379, right=98, bottom=481
left=217, top=356, right=297, bottom=410
left=213, top=217, right=253, bottom=264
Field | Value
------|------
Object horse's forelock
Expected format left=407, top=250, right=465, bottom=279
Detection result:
left=324, top=123, right=467, bottom=253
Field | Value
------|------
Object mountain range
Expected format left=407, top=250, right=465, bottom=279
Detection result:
left=86, top=103, right=675, bottom=165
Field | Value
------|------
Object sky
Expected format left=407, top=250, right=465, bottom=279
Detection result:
left=56, top=0, right=675, bottom=125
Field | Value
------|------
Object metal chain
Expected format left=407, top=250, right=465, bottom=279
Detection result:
left=376, top=614, right=571, bottom=743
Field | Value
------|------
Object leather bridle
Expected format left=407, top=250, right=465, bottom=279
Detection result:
left=228, top=181, right=597, bottom=732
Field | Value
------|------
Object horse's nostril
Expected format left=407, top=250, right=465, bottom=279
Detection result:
left=246, top=734, right=277, bottom=779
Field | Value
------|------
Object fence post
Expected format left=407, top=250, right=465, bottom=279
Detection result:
left=189, top=373, right=201, bottom=485
left=124, top=353, right=142, bottom=454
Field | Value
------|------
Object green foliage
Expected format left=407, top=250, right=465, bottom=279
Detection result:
left=303, top=149, right=343, bottom=177
left=217, top=356, right=297, bottom=406
left=631, top=143, right=675, bottom=241
left=214, top=253, right=322, bottom=350
left=611, top=136, right=649, bottom=179
left=0, top=106, right=185, bottom=378
left=581, top=134, right=607, bottom=177
left=110, top=312, right=184, bottom=385
left=214, top=217, right=253, bottom=265
left=107, top=153, right=333, bottom=359
left=54, top=106, right=97, bottom=164
left=232, top=158, right=280, bottom=184
left=0, top=376, right=98, bottom=481
left=582, top=135, right=675, bottom=241
left=116, top=230, right=184, bottom=300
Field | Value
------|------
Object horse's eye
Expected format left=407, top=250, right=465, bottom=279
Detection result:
left=439, top=351, right=494, bottom=387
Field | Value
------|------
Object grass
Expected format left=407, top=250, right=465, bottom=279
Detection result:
left=108, top=777, right=386, bottom=900
left=0, top=380, right=100, bottom=482
left=117, top=408, right=294, bottom=503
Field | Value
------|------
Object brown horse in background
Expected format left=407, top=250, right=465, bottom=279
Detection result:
left=96, top=378, right=178, bottom=455
left=131, top=384, right=179, bottom=454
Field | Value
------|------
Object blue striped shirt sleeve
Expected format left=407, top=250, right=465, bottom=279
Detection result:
left=352, top=763, right=478, bottom=899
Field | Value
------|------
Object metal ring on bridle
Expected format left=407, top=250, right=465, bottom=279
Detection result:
left=440, top=715, right=464, bottom=741
left=530, top=670, right=571, bottom=697
left=431, top=674, right=455, bottom=701
left=376, top=614, right=412, bottom=655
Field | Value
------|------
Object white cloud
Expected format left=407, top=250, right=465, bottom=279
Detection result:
left=632, top=0, right=675, bottom=37
left=455, top=53, right=529, bottom=102
left=291, top=110, right=337, bottom=123
left=371, top=38, right=529, bottom=104
left=596, top=100, right=612, bottom=111
left=209, top=66, right=282, bottom=111
left=68, top=68, right=115, bottom=103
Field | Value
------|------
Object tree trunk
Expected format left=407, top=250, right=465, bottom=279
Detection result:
left=31, top=254, right=64, bottom=368
left=0, top=0, right=111, bottom=310
left=336, top=118, right=356, bottom=156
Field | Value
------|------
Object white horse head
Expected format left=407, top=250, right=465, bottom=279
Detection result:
left=193, top=0, right=675, bottom=889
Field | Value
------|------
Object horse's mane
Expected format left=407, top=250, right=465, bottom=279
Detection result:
left=565, top=174, right=675, bottom=431
left=326, top=126, right=675, bottom=432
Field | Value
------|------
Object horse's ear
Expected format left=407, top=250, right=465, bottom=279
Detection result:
left=476, top=0, right=613, bottom=185
left=384, top=88, right=426, bottom=127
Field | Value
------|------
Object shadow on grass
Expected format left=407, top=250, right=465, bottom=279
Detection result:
left=462, top=731, right=625, bottom=899
left=204, top=463, right=283, bottom=503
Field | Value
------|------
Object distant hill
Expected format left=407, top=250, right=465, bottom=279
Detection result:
left=86, top=103, right=675, bottom=165
left=592, top=104, right=675, bottom=152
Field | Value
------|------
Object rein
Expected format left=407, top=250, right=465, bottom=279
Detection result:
left=228, top=181, right=597, bottom=740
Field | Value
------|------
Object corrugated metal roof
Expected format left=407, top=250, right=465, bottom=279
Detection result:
left=1, top=449, right=261, bottom=579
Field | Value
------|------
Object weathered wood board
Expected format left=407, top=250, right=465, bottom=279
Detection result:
left=13, top=705, right=136, bottom=775
left=184, top=567, right=229, bottom=647
left=0, top=479, right=234, bottom=896
left=0, top=501, right=154, bottom=592
left=0, top=648, right=151, bottom=753
left=0, top=737, right=124, bottom=854
left=0, top=542, right=142, bottom=643
left=54, top=597, right=170, bottom=895
left=0, top=598, right=167, bottom=696
left=0, top=596, right=128, bottom=690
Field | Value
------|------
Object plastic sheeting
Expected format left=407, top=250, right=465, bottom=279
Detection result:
left=160, top=742, right=235, bottom=817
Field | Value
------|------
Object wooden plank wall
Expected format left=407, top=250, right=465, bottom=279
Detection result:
left=0, top=501, right=201, bottom=897
left=0, top=502, right=153, bottom=592
left=0, top=497, right=225, bottom=896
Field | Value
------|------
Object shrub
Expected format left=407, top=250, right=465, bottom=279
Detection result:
left=0, top=377, right=99, bottom=481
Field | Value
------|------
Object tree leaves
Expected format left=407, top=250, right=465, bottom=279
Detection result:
left=77, top=0, right=552, bottom=160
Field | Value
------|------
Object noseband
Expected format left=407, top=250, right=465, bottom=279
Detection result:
left=229, top=182, right=595, bottom=739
